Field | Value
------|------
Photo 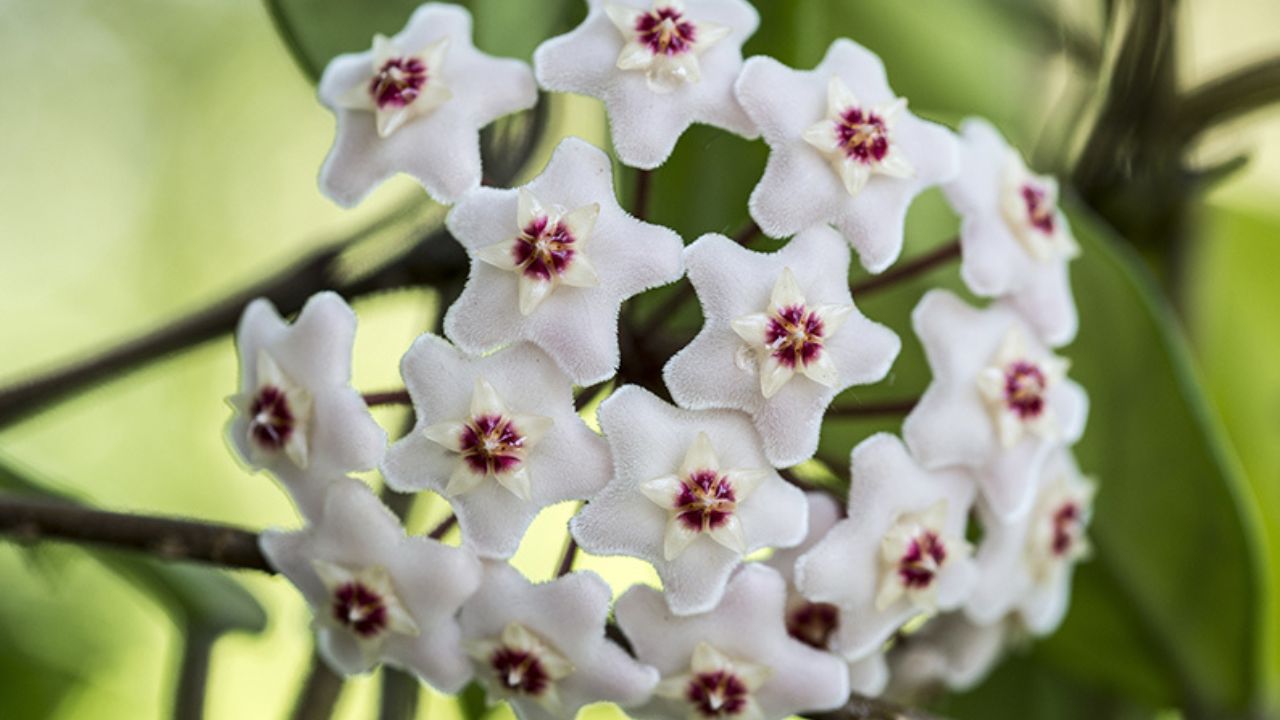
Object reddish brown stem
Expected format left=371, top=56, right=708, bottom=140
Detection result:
left=826, top=398, right=919, bottom=418
left=732, top=219, right=763, bottom=245
left=633, top=168, right=653, bottom=221
left=362, top=390, right=413, bottom=407
left=555, top=536, right=578, bottom=577
left=427, top=514, right=457, bottom=541
left=851, top=239, right=961, bottom=297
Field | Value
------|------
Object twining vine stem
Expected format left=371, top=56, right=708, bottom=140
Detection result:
left=850, top=240, right=961, bottom=297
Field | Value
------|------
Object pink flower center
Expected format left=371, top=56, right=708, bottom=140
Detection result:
left=249, top=385, right=295, bottom=450
left=786, top=601, right=840, bottom=650
left=512, top=215, right=578, bottom=282
left=835, top=107, right=890, bottom=164
left=1021, top=183, right=1056, bottom=235
left=331, top=581, right=389, bottom=638
left=490, top=646, right=552, bottom=696
left=897, top=531, right=947, bottom=589
left=459, top=414, right=525, bottom=475
left=673, top=470, right=738, bottom=533
left=765, top=304, right=825, bottom=369
left=369, top=57, right=429, bottom=110
left=686, top=670, right=751, bottom=718
left=1004, top=361, right=1047, bottom=419
left=635, top=6, right=698, bottom=55
left=1051, top=502, right=1081, bottom=557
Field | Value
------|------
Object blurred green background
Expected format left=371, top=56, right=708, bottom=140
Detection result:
left=0, top=0, right=1278, bottom=718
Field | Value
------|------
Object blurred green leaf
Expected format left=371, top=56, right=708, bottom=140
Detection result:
left=456, top=681, right=491, bottom=720
left=1188, top=205, right=1280, bottom=713
left=0, top=460, right=267, bottom=635
left=0, top=622, right=87, bottom=720
left=263, top=0, right=577, bottom=82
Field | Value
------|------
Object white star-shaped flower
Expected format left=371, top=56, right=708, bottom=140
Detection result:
left=444, top=138, right=685, bottom=385
left=317, top=3, right=537, bottom=206
left=534, top=0, right=759, bottom=169
left=903, top=290, right=1089, bottom=521
left=259, top=479, right=481, bottom=691
left=885, top=613, right=1011, bottom=699
left=967, top=449, right=1096, bottom=635
left=734, top=39, right=959, bottom=273
left=571, top=385, right=807, bottom=615
left=944, top=118, right=1080, bottom=346
left=765, top=492, right=888, bottom=697
left=796, top=433, right=978, bottom=660
left=617, top=564, right=851, bottom=720
left=663, top=226, right=900, bottom=466
left=460, top=562, right=659, bottom=720
left=382, top=337, right=612, bottom=559
left=227, top=292, right=387, bottom=520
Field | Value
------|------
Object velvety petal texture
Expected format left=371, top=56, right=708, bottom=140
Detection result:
left=227, top=292, right=387, bottom=519
left=886, top=613, right=1010, bottom=698
left=444, top=138, right=685, bottom=385
left=943, top=118, right=1079, bottom=346
left=663, top=226, right=900, bottom=466
left=571, top=385, right=807, bottom=615
left=795, top=434, right=978, bottom=660
left=966, top=449, right=1095, bottom=634
left=459, top=562, right=659, bottom=719
left=617, top=564, right=851, bottom=719
left=735, top=39, right=959, bottom=273
left=317, top=3, right=537, bottom=206
left=534, top=0, right=760, bottom=169
left=259, top=479, right=482, bottom=691
left=903, top=290, right=1089, bottom=521
left=381, top=337, right=611, bottom=558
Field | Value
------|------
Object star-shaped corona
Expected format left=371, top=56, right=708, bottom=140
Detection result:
left=875, top=501, right=971, bottom=611
left=468, top=621, right=575, bottom=712
left=976, top=329, right=1069, bottom=449
left=422, top=376, right=553, bottom=501
left=803, top=77, right=914, bottom=198
left=731, top=267, right=853, bottom=399
left=654, top=642, right=770, bottom=720
left=313, top=561, right=421, bottom=657
left=475, top=188, right=602, bottom=316
left=605, top=0, right=730, bottom=93
left=339, top=35, right=453, bottom=137
left=640, top=431, right=769, bottom=560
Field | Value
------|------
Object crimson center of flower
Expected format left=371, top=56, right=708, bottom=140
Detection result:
left=786, top=601, right=840, bottom=650
left=369, top=57, right=428, bottom=110
left=835, top=107, right=890, bottom=164
left=1004, top=360, right=1048, bottom=419
left=331, top=581, right=389, bottom=638
left=636, top=6, right=698, bottom=55
left=489, top=646, right=552, bottom=696
left=674, top=470, right=738, bottom=533
left=460, top=414, right=525, bottom=475
left=1051, top=502, right=1082, bottom=557
left=897, top=530, right=948, bottom=590
left=249, top=385, right=295, bottom=450
left=513, top=215, right=578, bottom=282
left=765, top=304, right=825, bottom=369
left=1021, top=182, right=1056, bottom=235
left=686, top=670, right=751, bottom=718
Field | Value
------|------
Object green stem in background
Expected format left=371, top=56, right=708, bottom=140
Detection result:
left=850, top=240, right=961, bottom=298
left=633, top=168, right=653, bottom=221
left=0, top=496, right=272, bottom=572
left=1174, top=56, right=1280, bottom=143
left=378, top=668, right=420, bottom=720
left=173, top=626, right=217, bottom=720
left=825, top=397, right=920, bottom=419
left=290, top=651, right=344, bottom=720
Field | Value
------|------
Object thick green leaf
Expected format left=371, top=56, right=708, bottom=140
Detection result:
left=0, top=459, right=267, bottom=635
left=264, top=0, right=578, bottom=81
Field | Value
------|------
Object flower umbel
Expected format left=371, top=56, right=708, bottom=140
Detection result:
left=640, top=431, right=769, bottom=560
left=423, top=376, right=553, bottom=501
left=803, top=77, right=914, bottom=197
left=606, top=0, right=730, bottom=93
left=476, top=188, right=602, bottom=315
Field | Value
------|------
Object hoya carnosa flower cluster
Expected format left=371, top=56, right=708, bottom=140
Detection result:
left=226, top=2, right=1097, bottom=716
